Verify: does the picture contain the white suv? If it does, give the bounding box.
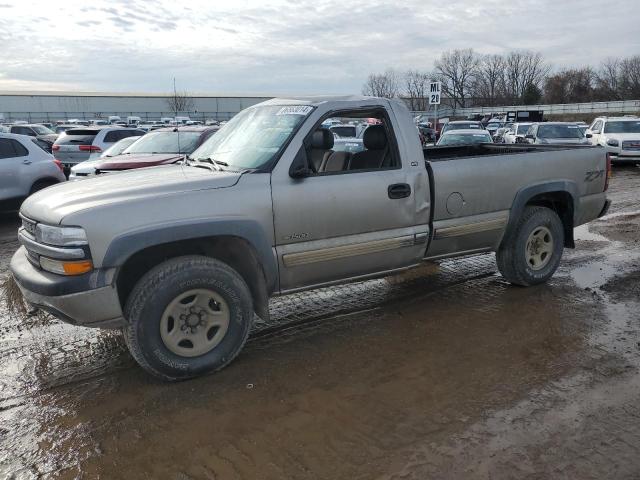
[587,116,640,164]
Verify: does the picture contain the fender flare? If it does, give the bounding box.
[101,218,278,293]
[505,181,578,247]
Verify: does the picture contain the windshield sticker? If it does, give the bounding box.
[276,106,313,116]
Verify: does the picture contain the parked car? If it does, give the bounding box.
[332,137,365,154]
[485,121,506,136]
[525,123,590,145]
[587,116,640,164]
[503,123,533,144]
[10,96,609,380]
[54,124,79,135]
[0,133,65,209]
[52,126,146,173]
[436,129,494,146]
[493,127,510,143]
[440,121,485,135]
[417,123,437,144]
[69,135,143,180]
[93,126,218,173]
[329,124,359,138]
[8,124,58,152]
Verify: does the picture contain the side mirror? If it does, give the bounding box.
[586,133,593,138]
[289,147,312,179]
[290,164,311,179]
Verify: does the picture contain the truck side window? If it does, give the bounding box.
[309,110,399,175]
[591,121,602,133]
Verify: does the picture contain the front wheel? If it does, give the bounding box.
[496,206,564,286]
[124,256,253,381]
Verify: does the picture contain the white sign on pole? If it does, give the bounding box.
[429,82,441,105]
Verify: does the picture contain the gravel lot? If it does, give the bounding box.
[1,167,640,479]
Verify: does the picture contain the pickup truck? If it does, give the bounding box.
[10,96,611,381]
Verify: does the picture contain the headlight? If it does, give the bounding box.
[35,224,88,246]
[606,138,619,147]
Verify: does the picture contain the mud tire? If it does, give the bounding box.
[124,256,253,381]
[496,206,564,286]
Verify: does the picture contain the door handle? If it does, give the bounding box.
[22,159,32,165]
[388,183,411,199]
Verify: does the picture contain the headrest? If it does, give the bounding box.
[363,125,387,150]
[311,128,334,149]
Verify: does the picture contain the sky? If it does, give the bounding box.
[0,0,638,95]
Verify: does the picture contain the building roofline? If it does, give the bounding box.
[0,90,282,98]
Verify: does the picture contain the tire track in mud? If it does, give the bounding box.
[0,254,499,397]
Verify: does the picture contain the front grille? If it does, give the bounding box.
[21,216,37,237]
[622,141,640,151]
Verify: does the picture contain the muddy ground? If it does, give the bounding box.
[1,168,640,479]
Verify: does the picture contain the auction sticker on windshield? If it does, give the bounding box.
[276,106,313,115]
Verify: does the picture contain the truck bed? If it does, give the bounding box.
[422,143,607,260]
[424,143,595,161]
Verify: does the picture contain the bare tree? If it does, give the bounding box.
[502,51,550,104]
[595,57,622,100]
[433,49,480,108]
[362,69,399,98]
[544,68,595,103]
[404,70,431,110]
[472,54,506,106]
[620,55,640,99]
[166,90,195,115]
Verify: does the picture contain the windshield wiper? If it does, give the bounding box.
[190,156,229,171]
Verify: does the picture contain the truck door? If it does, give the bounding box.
[271,107,429,292]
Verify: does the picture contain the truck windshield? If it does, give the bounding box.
[537,125,583,139]
[191,105,313,169]
[604,121,640,134]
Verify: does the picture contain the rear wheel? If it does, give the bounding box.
[124,256,253,381]
[496,206,564,286]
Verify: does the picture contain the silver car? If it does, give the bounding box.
[52,126,145,169]
[0,133,66,208]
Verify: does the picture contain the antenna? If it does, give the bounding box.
[173,77,181,157]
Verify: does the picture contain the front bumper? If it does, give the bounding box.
[10,246,126,328]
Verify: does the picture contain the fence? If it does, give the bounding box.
[0,111,239,123]
[411,99,640,120]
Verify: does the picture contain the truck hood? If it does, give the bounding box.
[21,164,242,224]
[602,133,640,142]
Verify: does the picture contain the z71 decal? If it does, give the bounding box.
[585,169,605,182]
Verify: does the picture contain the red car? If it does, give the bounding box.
[95,126,218,172]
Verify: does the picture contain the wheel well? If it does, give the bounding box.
[116,236,270,321]
[30,177,59,191]
[525,191,575,248]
